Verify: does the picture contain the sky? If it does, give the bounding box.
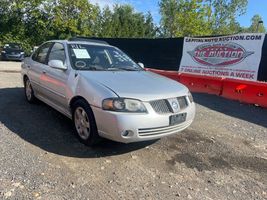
[90,0,267,28]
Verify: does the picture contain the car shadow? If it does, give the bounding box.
[0,87,156,158]
[193,93,267,128]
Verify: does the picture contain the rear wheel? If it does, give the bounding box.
[72,99,100,146]
[24,78,37,103]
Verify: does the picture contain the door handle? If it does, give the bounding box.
[42,70,46,74]
[27,65,30,69]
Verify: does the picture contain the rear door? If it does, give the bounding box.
[28,42,53,96]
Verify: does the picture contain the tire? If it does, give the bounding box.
[72,99,100,146]
[24,77,37,103]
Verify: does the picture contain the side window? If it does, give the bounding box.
[32,43,52,64]
[48,43,66,63]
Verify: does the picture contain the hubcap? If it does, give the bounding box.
[74,107,90,140]
[26,80,32,100]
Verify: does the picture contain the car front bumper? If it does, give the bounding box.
[92,101,196,143]
[1,53,24,61]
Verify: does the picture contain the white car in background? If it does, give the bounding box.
[21,38,195,146]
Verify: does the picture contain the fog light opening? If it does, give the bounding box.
[121,130,133,137]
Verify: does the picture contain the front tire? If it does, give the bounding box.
[24,78,37,103]
[72,99,100,146]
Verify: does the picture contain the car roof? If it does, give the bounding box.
[48,40,113,47]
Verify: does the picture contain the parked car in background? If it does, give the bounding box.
[21,38,195,146]
[1,43,25,61]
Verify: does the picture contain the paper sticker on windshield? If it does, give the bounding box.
[73,49,91,59]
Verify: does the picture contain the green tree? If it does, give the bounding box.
[207,0,248,34]
[174,0,212,36]
[0,0,43,51]
[95,4,156,38]
[144,12,157,38]
[159,0,179,37]
[23,1,55,45]
[0,0,255,50]
[247,14,266,33]
[159,0,212,37]
[0,0,98,49]
[51,0,98,39]
[159,0,249,37]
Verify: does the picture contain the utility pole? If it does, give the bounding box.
[256,20,263,32]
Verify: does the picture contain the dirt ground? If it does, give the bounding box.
[0,61,21,72]
[0,62,267,200]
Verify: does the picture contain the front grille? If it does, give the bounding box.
[150,99,171,114]
[150,96,188,114]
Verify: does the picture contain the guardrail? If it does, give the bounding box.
[146,68,267,108]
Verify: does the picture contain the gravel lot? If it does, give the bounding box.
[0,61,21,72]
[0,62,267,200]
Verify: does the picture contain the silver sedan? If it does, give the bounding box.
[21,39,195,146]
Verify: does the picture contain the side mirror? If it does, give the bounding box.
[48,60,67,70]
[138,62,144,68]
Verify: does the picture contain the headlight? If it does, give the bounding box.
[20,52,25,55]
[1,51,6,54]
[102,98,147,113]
[188,91,194,103]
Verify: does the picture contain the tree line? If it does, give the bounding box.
[0,0,266,53]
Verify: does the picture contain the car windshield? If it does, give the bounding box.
[68,44,143,71]
[4,43,21,50]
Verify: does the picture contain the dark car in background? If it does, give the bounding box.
[1,43,25,61]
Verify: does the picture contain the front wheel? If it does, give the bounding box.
[72,99,100,146]
[24,78,37,103]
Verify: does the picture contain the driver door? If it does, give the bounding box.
[40,42,69,111]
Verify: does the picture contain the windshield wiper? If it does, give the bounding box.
[106,67,135,71]
[107,68,122,71]
[114,66,141,71]
[77,67,105,71]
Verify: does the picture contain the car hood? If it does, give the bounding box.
[79,71,188,101]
